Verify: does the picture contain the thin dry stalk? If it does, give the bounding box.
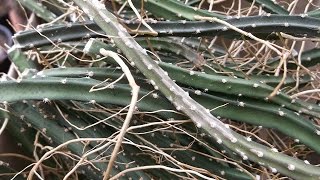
[100,49,140,179]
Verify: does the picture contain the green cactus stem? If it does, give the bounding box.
[13,15,320,50]
[72,0,320,179]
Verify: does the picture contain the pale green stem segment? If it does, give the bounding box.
[73,0,320,179]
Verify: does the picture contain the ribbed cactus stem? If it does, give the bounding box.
[74,0,235,140]
[16,0,58,22]
[72,0,320,179]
